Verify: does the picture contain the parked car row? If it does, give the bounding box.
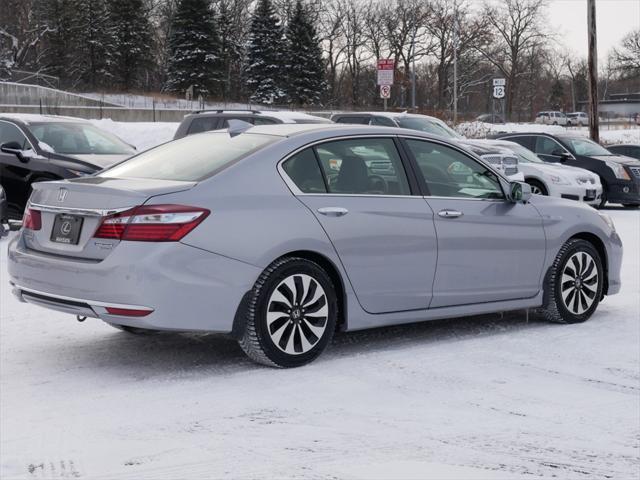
[2,110,639,223]
[6,120,623,367]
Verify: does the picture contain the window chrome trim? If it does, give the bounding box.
[29,203,133,217]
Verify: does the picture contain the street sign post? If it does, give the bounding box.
[377,59,394,86]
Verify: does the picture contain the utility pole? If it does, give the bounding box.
[411,21,417,111]
[587,0,599,142]
[452,0,458,125]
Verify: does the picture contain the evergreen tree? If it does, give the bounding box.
[72,0,113,89]
[107,0,152,90]
[285,0,324,106]
[164,0,221,96]
[245,0,287,104]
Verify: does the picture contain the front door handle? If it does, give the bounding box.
[438,209,463,218]
[317,207,349,217]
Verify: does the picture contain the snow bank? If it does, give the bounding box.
[89,119,179,152]
[456,121,640,145]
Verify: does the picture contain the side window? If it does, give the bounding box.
[405,139,504,199]
[282,148,327,193]
[0,122,30,150]
[370,116,396,127]
[187,117,220,135]
[535,137,565,155]
[253,117,278,125]
[335,116,369,125]
[314,138,410,195]
[501,135,534,151]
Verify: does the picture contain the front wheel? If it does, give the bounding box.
[239,257,338,368]
[526,179,548,196]
[540,239,604,324]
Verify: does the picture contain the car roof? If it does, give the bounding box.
[186,110,330,124]
[204,122,450,142]
[332,111,443,121]
[0,113,87,125]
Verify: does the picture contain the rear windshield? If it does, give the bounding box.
[100,132,276,181]
[30,122,134,155]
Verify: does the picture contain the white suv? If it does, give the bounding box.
[535,111,568,126]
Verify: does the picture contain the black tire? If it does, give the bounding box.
[622,204,639,209]
[597,192,607,209]
[526,179,548,196]
[540,239,604,324]
[105,323,156,334]
[239,257,338,368]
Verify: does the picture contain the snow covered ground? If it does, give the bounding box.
[456,121,640,146]
[1,207,638,479]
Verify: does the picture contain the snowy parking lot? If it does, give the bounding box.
[1,206,638,479]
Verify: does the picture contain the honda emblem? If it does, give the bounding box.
[57,188,68,202]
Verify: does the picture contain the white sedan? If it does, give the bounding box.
[463,139,603,206]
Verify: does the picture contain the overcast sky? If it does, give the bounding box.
[546,0,640,58]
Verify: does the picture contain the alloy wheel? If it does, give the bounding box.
[530,184,543,195]
[561,252,599,315]
[266,274,328,355]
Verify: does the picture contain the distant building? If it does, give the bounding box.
[579,92,640,117]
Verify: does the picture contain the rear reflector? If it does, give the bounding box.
[105,307,153,317]
[23,208,42,231]
[94,204,209,242]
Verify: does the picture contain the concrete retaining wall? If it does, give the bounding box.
[0,82,122,108]
[0,104,189,122]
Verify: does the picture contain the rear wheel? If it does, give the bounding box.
[540,239,603,324]
[239,257,338,368]
[526,179,548,196]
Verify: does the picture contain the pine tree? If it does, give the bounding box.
[285,0,324,106]
[245,0,287,104]
[107,0,152,90]
[164,0,221,97]
[71,0,113,89]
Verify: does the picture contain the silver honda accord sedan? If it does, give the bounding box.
[7,124,623,367]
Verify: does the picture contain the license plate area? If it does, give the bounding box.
[50,214,84,245]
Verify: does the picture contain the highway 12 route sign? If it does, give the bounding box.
[493,78,506,99]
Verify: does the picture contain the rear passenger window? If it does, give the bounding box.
[314,138,411,195]
[188,117,220,135]
[282,149,327,193]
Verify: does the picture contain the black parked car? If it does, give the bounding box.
[173,109,331,140]
[493,132,640,208]
[0,114,135,218]
[607,144,640,161]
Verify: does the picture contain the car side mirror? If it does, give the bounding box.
[0,142,28,163]
[551,149,572,162]
[509,181,532,204]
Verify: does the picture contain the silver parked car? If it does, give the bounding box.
[8,124,623,367]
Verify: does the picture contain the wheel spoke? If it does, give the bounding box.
[267,273,329,356]
[294,275,304,305]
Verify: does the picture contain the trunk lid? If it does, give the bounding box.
[24,177,195,260]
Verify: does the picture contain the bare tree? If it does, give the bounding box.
[476,0,549,119]
[611,29,640,79]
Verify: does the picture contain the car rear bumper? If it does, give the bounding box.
[7,235,262,332]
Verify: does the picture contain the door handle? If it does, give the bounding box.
[317,207,349,217]
[438,209,463,218]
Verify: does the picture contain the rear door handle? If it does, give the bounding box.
[438,209,463,218]
[317,207,349,217]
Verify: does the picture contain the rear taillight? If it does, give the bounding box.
[23,208,42,231]
[94,205,209,242]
